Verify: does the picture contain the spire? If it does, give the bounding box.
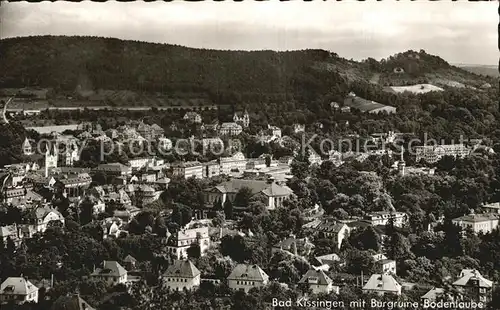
[400,146,405,162]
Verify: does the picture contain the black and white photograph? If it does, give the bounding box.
[0,1,499,309]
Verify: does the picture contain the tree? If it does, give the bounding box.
[233,187,254,209]
[223,199,233,220]
[348,226,381,252]
[187,243,201,259]
[79,198,95,225]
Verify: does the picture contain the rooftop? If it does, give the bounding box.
[163,260,201,278]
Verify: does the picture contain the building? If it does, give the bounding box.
[136,122,164,140]
[219,152,247,174]
[298,269,339,295]
[376,259,397,275]
[54,173,92,198]
[452,212,499,234]
[421,287,446,303]
[164,227,210,259]
[205,179,293,210]
[171,161,204,179]
[233,110,250,128]
[25,205,65,235]
[315,220,350,249]
[90,261,128,286]
[45,143,59,177]
[162,260,201,291]
[183,112,202,123]
[128,158,149,170]
[415,144,470,163]
[481,202,500,214]
[123,255,137,271]
[363,211,407,227]
[293,124,305,133]
[452,269,493,303]
[0,277,39,304]
[307,148,322,165]
[95,163,132,177]
[220,122,243,136]
[315,253,343,270]
[272,236,314,257]
[227,264,269,292]
[203,161,221,179]
[344,92,396,114]
[362,274,402,296]
[51,294,95,310]
[158,137,173,151]
[22,138,33,156]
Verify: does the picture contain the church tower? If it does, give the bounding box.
[242,109,250,128]
[398,146,406,176]
[45,143,58,177]
[22,138,33,156]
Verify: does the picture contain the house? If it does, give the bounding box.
[272,236,314,257]
[376,259,397,275]
[415,144,470,163]
[315,253,343,270]
[307,148,322,165]
[51,294,95,310]
[227,264,269,293]
[162,260,201,291]
[233,110,250,128]
[171,161,204,179]
[158,137,173,151]
[136,122,164,140]
[452,269,493,303]
[123,255,137,271]
[363,211,407,227]
[24,205,65,235]
[0,277,39,304]
[344,92,396,114]
[220,122,242,136]
[205,179,293,210]
[90,261,128,286]
[183,112,202,123]
[298,269,339,295]
[421,287,446,303]
[452,212,499,234]
[316,220,350,249]
[164,227,210,259]
[362,274,402,296]
[480,202,500,214]
[293,124,305,133]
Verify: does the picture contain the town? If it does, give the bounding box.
[0,1,499,309]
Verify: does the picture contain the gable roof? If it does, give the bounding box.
[91,261,127,278]
[452,269,493,288]
[299,269,333,286]
[163,260,201,278]
[0,277,38,296]
[51,294,96,310]
[211,179,291,197]
[362,274,401,293]
[421,287,445,300]
[227,264,269,282]
[123,255,137,263]
[315,253,341,265]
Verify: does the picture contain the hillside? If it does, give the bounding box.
[0,36,493,107]
[457,65,499,78]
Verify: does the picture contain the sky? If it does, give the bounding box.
[1,1,498,65]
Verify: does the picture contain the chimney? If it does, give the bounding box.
[50,274,54,288]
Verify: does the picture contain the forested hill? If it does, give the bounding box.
[0,35,493,107]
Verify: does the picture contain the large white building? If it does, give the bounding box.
[162,260,201,291]
[171,161,204,179]
[0,277,39,304]
[164,227,210,259]
[205,179,293,210]
[220,122,243,136]
[363,211,407,227]
[219,152,247,175]
[415,144,470,163]
[227,264,269,293]
[452,212,499,234]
